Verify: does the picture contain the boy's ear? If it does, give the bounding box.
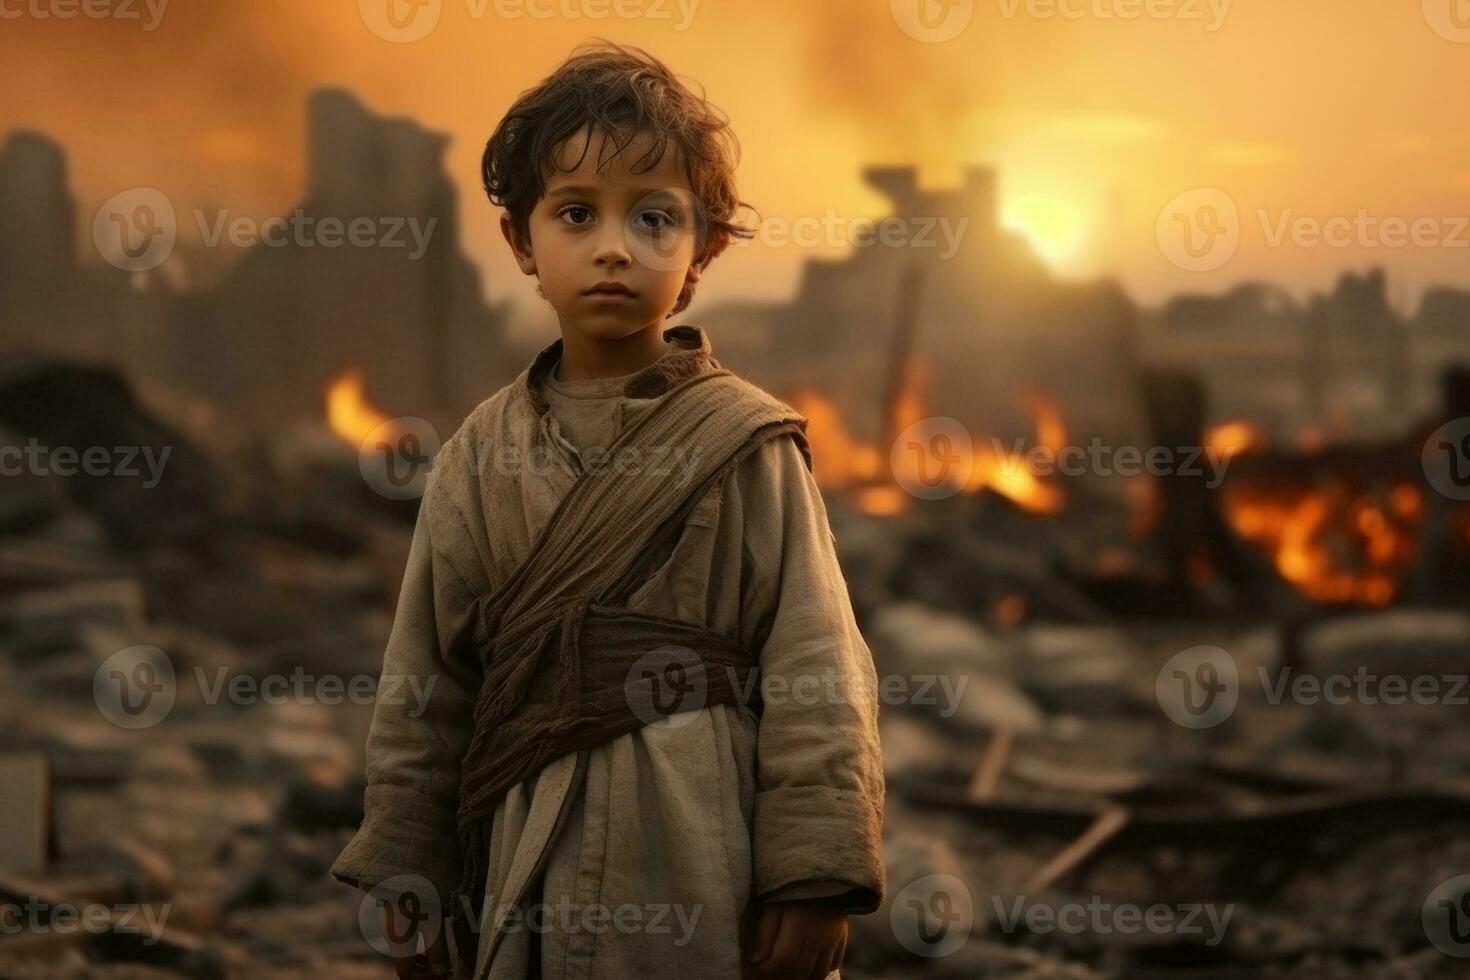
[500,213,537,275]
[684,256,705,286]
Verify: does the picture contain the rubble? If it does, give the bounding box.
[0,357,1467,978]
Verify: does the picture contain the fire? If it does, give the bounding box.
[965,450,1065,514]
[1204,420,1264,458]
[794,366,1066,517]
[325,368,399,447]
[1223,481,1423,607]
[1024,391,1068,457]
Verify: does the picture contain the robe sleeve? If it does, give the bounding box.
[329,457,482,909]
[735,432,887,914]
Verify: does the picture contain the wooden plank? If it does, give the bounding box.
[966,727,1014,801]
[0,754,51,874]
[1025,806,1131,893]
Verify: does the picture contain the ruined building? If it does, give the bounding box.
[0,90,517,438]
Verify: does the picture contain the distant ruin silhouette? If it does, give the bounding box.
[2,89,1468,450]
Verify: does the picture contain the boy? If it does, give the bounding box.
[331,41,886,980]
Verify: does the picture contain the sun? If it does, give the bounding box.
[1001,195,1086,267]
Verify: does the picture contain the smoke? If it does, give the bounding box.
[793,0,1062,178]
[795,1,989,174]
[0,1,339,210]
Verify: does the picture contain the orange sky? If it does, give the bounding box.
[5,0,1470,323]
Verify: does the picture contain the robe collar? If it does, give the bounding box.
[520,323,719,418]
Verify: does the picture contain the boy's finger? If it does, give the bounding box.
[804,935,834,980]
[752,904,782,963]
[797,935,827,980]
[826,934,847,977]
[761,919,804,977]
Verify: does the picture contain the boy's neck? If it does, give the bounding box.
[555,322,672,382]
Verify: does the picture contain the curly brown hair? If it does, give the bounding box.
[482,40,754,316]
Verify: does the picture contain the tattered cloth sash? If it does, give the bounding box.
[444,368,811,969]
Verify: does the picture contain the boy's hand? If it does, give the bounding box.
[751,901,848,979]
[383,900,452,979]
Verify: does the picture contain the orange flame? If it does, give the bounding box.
[1223,481,1422,607]
[325,369,399,447]
[1204,420,1265,458]
[1024,391,1069,457]
[795,365,1065,517]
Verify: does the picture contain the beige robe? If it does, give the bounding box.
[331,325,886,980]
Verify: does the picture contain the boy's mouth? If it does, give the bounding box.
[583,281,637,298]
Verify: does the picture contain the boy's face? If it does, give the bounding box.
[502,124,703,342]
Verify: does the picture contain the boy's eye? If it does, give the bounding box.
[558,205,594,226]
[634,209,677,234]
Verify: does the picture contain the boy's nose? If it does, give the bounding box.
[592,224,633,267]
